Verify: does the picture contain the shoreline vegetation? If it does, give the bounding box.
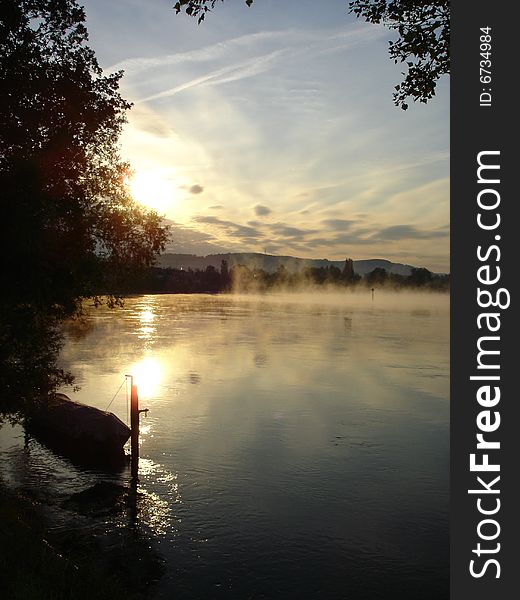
[0,482,163,600]
[0,485,126,600]
[114,260,450,296]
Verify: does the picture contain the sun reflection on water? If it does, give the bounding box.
[134,458,182,536]
[136,302,158,341]
[139,309,155,324]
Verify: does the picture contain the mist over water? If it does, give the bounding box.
[0,291,449,599]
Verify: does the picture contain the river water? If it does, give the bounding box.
[0,292,449,599]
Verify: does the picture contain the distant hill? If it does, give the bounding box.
[157,252,421,276]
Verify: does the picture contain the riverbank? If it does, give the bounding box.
[0,483,160,599]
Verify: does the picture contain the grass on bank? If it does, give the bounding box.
[0,486,144,600]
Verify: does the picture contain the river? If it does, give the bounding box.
[0,291,449,599]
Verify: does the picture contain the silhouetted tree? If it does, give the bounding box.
[307,266,327,285]
[220,259,231,289]
[1,0,168,313]
[342,258,355,282]
[429,272,449,291]
[366,267,388,285]
[220,259,229,277]
[0,0,168,415]
[117,262,448,294]
[388,272,406,287]
[173,0,449,109]
[408,267,433,286]
[348,0,449,109]
[328,265,342,282]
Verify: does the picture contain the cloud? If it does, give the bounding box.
[118,23,387,105]
[189,184,204,194]
[138,49,289,103]
[107,30,297,74]
[321,219,357,231]
[268,223,317,239]
[254,204,271,216]
[123,104,175,138]
[372,224,450,241]
[187,215,448,255]
[109,24,382,78]
[191,215,323,247]
[328,233,374,246]
[162,220,232,254]
[192,215,263,241]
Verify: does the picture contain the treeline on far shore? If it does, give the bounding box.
[118,259,450,295]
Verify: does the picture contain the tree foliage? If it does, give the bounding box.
[1,0,168,315]
[172,0,449,109]
[0,0,169,412]
[173,0,253,24]
[348,0,449,109]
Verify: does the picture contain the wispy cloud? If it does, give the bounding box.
[138,49,290,102]
[369,224,450,242]
[107,30,298,74]
[192,215,263,241]
[108,24,382,76]
[320,219,357,231]
[162,219,231,254]
[114,23,387,104]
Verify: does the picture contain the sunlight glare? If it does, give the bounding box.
[130,170,174,213]
[129,355,164,400]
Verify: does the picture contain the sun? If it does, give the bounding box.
[128,356,164,401]
[130,170,175,214]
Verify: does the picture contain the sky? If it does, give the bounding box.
[82,0,449,272]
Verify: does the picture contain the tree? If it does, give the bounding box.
[348,1,449,109]
[342,258,355,281]
[366,267,388,285]
[173,0,253,23]
[173,0,449,109]
[1,0,168,313]
[408,266,433,286]
[0,0,169,414]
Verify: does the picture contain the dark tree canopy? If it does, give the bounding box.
[173,0,450,109]
[174,0,253,23]
[0,0,169,412]
[1,0,168,314]
[348,0,449,109]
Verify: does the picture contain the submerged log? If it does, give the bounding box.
[27,393,131,468]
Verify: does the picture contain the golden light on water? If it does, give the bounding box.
[137,307,156,340]
[139,309,155,324]
[130,169,174,213]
